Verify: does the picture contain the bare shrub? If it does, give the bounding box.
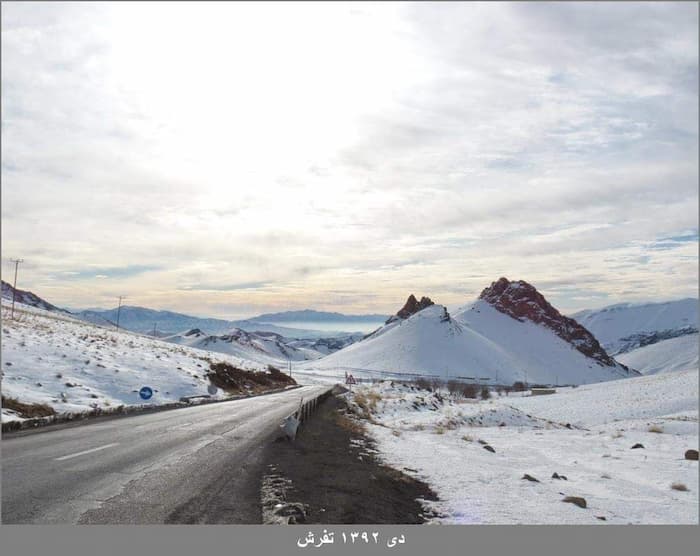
[461,383,479,399]
[2,396,55,418]
[353,390,382,417]
[447,380,462,396]
[335,412,366,435]
[512,381,527,392]
[414,377,432,392]
[207,361,295,393]
[480,386,491,400]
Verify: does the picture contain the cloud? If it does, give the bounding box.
[1,2,696,317]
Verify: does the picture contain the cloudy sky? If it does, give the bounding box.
[1,2,697,318]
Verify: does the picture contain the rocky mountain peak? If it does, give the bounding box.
[387,294,435,324]
[399,294,435,318]
[479,277,622,367]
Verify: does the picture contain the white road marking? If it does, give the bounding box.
[55,443,120,461]
[171,422,193,430]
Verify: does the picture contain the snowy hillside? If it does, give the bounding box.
[347,369,698,524]
[573,299,698,354]
[617,334,699,375]
[0,301,277,423]
[1,280,67,314]
[162,328,326,363]
[307,300,632,386]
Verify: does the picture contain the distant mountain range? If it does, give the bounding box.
[3,278,697,382]
[252,309,388,323]
[74,307,384,338]
[77,306,238,336]
[1,280,380,338]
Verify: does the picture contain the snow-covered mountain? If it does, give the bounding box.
[161,328,363,364]
[617,333,699,375]
[285,334,364,356]
[308,278,635,385]
[572,299,698,354]
[1,280,67,314]
[162,328,324,364]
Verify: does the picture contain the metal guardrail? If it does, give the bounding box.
[289,386,334,425]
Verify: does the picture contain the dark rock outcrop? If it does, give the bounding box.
[562,496,587,509]
[479,277,628,369]
[386,295,435,324]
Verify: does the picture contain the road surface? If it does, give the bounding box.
[1,385,330,524]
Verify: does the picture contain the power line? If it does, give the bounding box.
[9,258,24,319]
[115,296,126,330]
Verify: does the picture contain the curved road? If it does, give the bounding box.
[1,385,330,524]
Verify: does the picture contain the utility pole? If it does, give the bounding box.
[115,296,126,330]
[10,258,24,319]
[288,355,292,378]
[152,322,157,337]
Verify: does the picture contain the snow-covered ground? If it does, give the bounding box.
[345,370,698,524]
[0,301,278,423]
[617,334,699,375]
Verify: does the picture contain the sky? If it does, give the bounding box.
[1,1,698,319]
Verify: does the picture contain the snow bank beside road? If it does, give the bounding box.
[347,371,698,524]
[1,303,271,421]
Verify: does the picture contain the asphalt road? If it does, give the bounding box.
[1,385,330,524]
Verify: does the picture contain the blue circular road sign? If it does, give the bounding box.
[139,386,153,400]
